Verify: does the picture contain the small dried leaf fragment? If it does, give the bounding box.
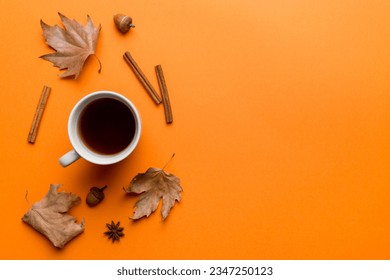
[125,168,182,220]
[40,13,101,79]
[22,184,85,248]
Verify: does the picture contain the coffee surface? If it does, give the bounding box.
[79,98,136,155]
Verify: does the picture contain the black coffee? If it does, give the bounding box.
[78,98,136,155]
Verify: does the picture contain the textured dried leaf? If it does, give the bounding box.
[125,168,182,220]
[22,184,85,248]
[40,13,101,79]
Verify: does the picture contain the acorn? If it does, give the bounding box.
[114,14,135,33]
[86,185,107,207]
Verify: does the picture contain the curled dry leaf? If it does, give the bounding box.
[40,13,101,79]
[22,184,85,248]
[125,168,183,220]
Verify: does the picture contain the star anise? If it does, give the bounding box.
[104,221,124,242]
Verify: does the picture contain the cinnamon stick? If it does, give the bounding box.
[155,65,173,124]
[28,85,51,144]
[123,51,161,105]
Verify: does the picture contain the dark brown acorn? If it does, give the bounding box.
[114,14,135,33]
[86,185,107,207]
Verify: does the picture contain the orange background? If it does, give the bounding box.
[1,0,390,259]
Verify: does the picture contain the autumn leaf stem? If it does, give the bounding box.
[162,153,175,170]
[93,54,102,73]
[25,189,30,205]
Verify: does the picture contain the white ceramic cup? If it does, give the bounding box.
[59,90,141,167]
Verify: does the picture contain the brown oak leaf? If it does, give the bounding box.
[40,13,101,79]
[125,168,183,220]
[22,184,85,248]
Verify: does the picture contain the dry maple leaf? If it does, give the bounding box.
[125,167,183,220]
[40,13,101,79]
[22,184,85,248]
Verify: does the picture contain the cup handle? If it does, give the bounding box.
[59,149,80,167]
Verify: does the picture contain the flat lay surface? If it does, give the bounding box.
[1,0,390,259]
